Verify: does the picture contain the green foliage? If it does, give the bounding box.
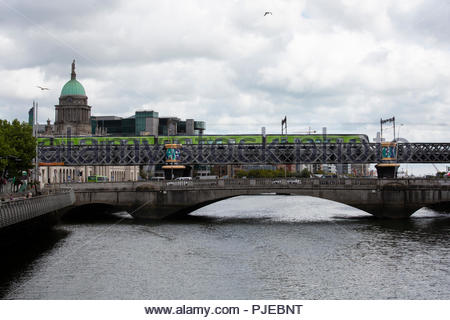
[436,171,446,178]
[0,119,36,177]
[139,168,148,180]
[298,168,311,178]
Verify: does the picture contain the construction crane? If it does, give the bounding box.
[432,164,440,173]
[431,164,449,177]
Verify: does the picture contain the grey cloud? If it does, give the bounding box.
[0,0,120,29]
[389,0,450,46]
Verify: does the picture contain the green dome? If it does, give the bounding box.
[60,79,86,96]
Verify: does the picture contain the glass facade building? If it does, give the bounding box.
[90,111,204,137]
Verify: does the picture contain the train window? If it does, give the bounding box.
[294,138,301,143]
[324,139,331,143]
[163,140,170,144]
[360,135,369,143]
[315,139,322,143]
[173,139,179,144]
[199,140,206,145]
[281,138,287,143]
[337,138,343,143]
[229,139,236,144]
[303,139,313,143]
[207,140,213,144]
[185,138,192,144]
[240,138,256,143]
[349,139,356,143]
[216,140,223,144]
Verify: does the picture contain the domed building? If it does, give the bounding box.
[55,60,91,135]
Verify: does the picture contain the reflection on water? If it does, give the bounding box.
[0,227,69,297]
[1,195,449,299]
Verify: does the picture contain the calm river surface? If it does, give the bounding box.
[1,195,449,299]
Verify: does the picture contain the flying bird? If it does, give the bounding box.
[36,86,50,90]
[264,12,272,16]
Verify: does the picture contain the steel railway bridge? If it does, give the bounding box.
[38,142,450,165]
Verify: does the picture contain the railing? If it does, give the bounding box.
[165,178,448,189]
[0,188,75,228]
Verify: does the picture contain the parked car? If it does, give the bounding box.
[287,179,301,184]
[272,180,283,184]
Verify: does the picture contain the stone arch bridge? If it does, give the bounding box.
[61,178,450,219]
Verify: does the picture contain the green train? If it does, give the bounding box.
[38,134,369,146]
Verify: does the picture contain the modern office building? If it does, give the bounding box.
[91,112,206,137]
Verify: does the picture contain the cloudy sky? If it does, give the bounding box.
[0,0,449,147]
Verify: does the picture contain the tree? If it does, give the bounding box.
[298,168,311,178]
[0,119,36,178]
[139,167,148,180]
[436,171,446,178]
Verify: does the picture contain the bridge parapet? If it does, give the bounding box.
[0,189,75,228]
[60,177,450,192]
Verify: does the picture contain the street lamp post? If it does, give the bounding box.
[33,101,39,185]
[33,86,50,186]
[281,116,287,178]
[397,124,404,141]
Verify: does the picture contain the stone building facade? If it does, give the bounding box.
[40,165,139,184]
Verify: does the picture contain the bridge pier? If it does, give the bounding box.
[375,163,400,178]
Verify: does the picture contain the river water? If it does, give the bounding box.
[1,195,449,299]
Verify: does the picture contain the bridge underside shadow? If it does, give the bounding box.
[61,203,129,221]
[427,201,450,214]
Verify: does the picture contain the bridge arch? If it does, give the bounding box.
[149,190,419,220]
[167,194,376,220]
[127,187,421,219]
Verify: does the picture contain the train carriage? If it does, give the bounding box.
[38,134,369,146]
